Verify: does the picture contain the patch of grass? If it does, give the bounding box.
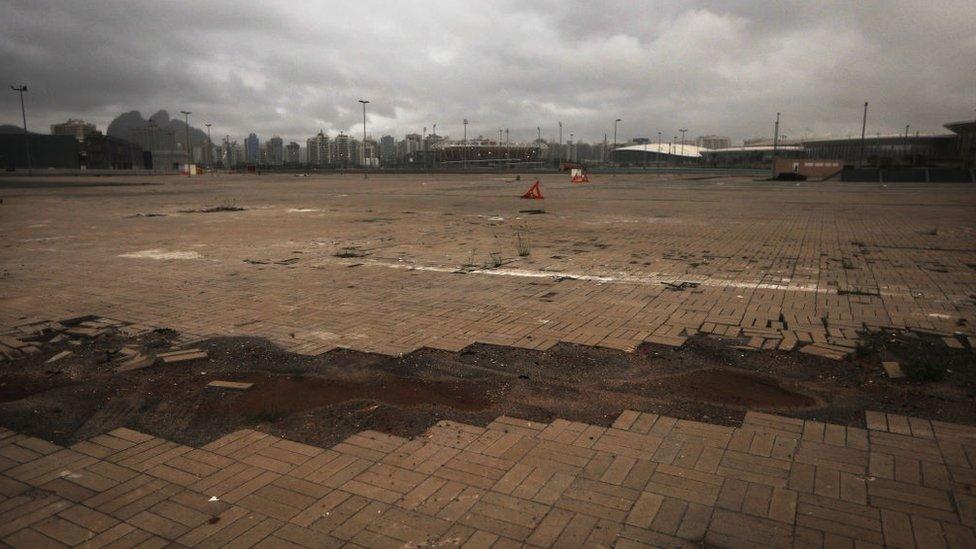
[515,232,531,257]
[488,252,503,268]
[903,358,945,382]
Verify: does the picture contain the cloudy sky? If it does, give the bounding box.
[2,0,975,145]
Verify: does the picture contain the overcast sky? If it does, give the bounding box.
[2,0,975,145]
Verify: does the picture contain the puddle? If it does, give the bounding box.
[119,249,203,260]
[287,208,320,213]
[648,368,817,408]
[226,373,490,416]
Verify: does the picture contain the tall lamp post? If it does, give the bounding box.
[463,118,468,170]
[147,120,158,173]
[10,85,31,175]
[204,123,212,171]
[904,124,910,165]
[657,131,662,166]
[432,122,437,170]
[558,121,563,165]
[859,102,868,168]
[613,118,621,166]
[772,112,781,178]
[358,99,369,177]
[180,110,192,175]
[569,133,574,163]
[679,128,687,158]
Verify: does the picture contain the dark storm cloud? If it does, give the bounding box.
[2,0,974,144]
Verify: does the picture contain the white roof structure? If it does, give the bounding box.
[613,143,708,158]
[702,145,804,154]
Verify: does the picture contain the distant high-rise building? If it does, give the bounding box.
[397,133,422,163]
[380,135,396,166]
[285,141,300,165]
[267,136,284,166]
[333,133,352,168]
[306,131,331,167]
[245,133,260,164]
[51,119,98,142]
[697,135,731,150]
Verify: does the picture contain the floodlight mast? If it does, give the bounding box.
[10,85,31,175]
[358,99,369,178]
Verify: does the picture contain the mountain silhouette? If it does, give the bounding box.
[0,124,36,134]
[107,109,208,148]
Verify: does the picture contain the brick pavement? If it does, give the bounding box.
[1,410,974,547]
[1,174,973,359]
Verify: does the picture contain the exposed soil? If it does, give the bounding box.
[0,324,973,450]
[646,369,819,409]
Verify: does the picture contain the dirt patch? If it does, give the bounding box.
[0,323,973,449]
[0,373,71,403]
[649,369,818,409]
[221,373,489,419]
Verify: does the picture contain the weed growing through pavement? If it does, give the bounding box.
[515,232,531,257]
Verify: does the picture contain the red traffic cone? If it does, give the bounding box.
[521,180,544,199]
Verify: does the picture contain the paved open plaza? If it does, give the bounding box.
[1,173,974,356]
[2,173,976,547]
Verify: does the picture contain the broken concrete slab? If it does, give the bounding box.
[158,349,208,363]
[206,380,253,390]
[65,326,105,338]
[942,336,964,349]
[882,361,905,379]
[45,350,72,363]
[0,335,28,349]
[116,354,156,372]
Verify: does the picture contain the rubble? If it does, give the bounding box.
[882,360,906,379]
[157,348,208,363]
[206,380,253,390]
[45,350,72,363]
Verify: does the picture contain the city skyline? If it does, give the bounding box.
[3,1,975,145]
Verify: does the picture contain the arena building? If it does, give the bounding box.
[611,142,707,165]
[435,141,546,168]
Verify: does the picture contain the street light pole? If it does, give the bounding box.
[10,85,31,175]
[859,101,868,167]
[772,113,781,178]
[904,124,910,166]
[679,129,687,158]
[570,133,574,162]
[463,118,468,170]
[180,110,192,175]
[558,121,563,165]
[613,118,621,166]
[657,131,662,166]
[358,99,369,178]
[147,120,158,173]
[205,123,212,171]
